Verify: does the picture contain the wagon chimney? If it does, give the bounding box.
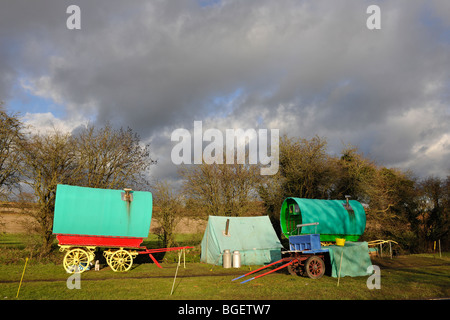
[225,219,230,236]
[122,188,133,202]
[345,195,351,209]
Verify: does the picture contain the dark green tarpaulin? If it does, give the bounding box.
[326,242,373,278]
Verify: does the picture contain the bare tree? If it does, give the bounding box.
[415,176,449,250]
[0,104,24,199]
[330,144,377,201]
[179,155,262,217]
[278,135,335,199]
[258,135,336,237]
[152,181,183,248]
[18,124,156,257]
[19,129,80,256]
[74,123,156,190]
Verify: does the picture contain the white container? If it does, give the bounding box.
[232,250,241,268]
[223,249,231,268]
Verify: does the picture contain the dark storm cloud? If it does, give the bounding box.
[0,0,449,179]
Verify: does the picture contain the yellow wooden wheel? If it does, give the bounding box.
[63,248,91,273]
[108,249,133,272]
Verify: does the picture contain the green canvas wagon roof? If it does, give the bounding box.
[52,184,152,238]
[280,197,366,242]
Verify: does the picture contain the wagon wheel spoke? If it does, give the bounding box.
[309,260,318,275]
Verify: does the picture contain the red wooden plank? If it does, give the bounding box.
[56,234,144,248]
[138,246,194,254]
[139,246,194,268]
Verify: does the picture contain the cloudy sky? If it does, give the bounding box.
[1,0,449,183]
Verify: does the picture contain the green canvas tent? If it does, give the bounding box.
[201,216,283,266]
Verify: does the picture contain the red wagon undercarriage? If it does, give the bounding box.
[56,234,193,273]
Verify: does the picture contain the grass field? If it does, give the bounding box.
[1,233,449,301]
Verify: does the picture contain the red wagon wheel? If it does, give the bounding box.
[304,255,325,279]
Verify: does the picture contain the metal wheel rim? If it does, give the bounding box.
[305,256,324,279]
[63,248,90,273]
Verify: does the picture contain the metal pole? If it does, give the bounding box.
[439,239,441,258]
[170,251,183,295]
[205,223,209,263]
[16,258,29,298]
[390,241,392,259]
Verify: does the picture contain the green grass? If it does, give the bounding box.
[1,233,449,300]
[2,258,449,300]
[0,233,29,249]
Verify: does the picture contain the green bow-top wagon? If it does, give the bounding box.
[235,197,368,282]
[278,197,367,278]
[52,184,190,273]
[280,197,367,242]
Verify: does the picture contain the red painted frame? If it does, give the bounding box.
[56,234,145,248]
[138,246,194,268]
[56,234,194,269]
